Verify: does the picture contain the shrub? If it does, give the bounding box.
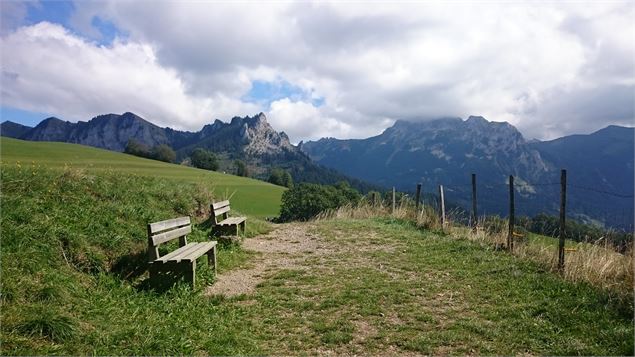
[151,144,176,163]
[124,139,151,158]
[234,160,249,177]
[279,182,361,222]
[190,148,218,171]
[268,168,293,188]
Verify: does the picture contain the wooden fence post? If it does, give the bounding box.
[438,185,446,228]
[415,183,422,213]
[392,187,396,214]
[471,173,477,232]
[508,175,514,252]
[558,169,567,271]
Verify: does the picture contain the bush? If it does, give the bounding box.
[234,160,249,177]
[151,144,176,163]
[124,139,151,158]
[268,168,294,188]
[190,148,218,171]
[279,182,361,222]
[125,139,176,164]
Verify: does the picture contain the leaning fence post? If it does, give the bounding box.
[392,187,396,214]
[415,183,422,213]
[558,169,567,271]
[508,175,514,252]
[438,185,446,228]
[471,173,478,232]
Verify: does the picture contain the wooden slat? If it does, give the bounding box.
[212,200,230,210]
[151,225,191,246]
[179,242,217,262]
[149,216,190,234]
[213,205,230,217]
[156,243,201,263]
[218,217,245,225]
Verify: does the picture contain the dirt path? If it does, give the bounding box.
[205,222,328,297]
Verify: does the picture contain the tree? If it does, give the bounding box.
[282,171,294,188]
[151,144,176,163]
[278,182,361,222]
[268,168,294,188]
[268,168,284,186]
[234,160,249,177]
[124,138,150,158]
[190,148,218,171]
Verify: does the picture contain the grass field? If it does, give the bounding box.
[0,137,284,217]
[1,137,632,355]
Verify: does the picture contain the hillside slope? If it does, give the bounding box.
[1,164,631,355]
[2,113,381,192]
[0,137,283,217]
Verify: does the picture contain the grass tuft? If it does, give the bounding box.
[16,308,77,342]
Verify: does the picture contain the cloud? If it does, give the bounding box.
[1,1,633,142]
[1,22,259,130]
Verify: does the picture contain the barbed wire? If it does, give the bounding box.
[567,184,634,199]
[428,180,634,202]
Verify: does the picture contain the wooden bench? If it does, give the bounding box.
[211,200,246,236]
[147,216,217,288]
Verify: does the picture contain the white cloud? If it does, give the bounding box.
[1,22,259,130]
[1,1,633,142]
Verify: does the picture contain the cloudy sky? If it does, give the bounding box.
[1,1,633,143]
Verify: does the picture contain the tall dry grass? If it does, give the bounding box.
[317,200,634,297]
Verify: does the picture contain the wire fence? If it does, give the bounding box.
[390,171,634,257]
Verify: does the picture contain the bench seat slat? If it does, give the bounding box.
[212,200,230,210]
[149,216,190,234]
[218,217,246,226]
[154,242,216,263]
[152,225,191,246]
[155,242,202,263]
[179,242,217,262]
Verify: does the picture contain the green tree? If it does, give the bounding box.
[282,171,294,188]
[190,148,218,171]
[268,168,284,186]
[269,168,294,188]
[278,183,361,222]
[124,139,150,158]
[151,144,176,163]
[234,160,249,177]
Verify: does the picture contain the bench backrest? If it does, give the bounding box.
[210,200,231,225]
[147,216,191,261]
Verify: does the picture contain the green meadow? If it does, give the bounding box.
[0,137,632,355]
[0,137,284,218]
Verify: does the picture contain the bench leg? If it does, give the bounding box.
[241,220,246,235]
[148,263,159,285]
[185,261,196,288]
[207,245,217,273]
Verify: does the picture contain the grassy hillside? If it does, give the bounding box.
[0,137,284,217]
[1,138,632,355]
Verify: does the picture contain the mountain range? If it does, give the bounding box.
[301,116,634,229]
[0,112,379,192]
[2,113,633,229]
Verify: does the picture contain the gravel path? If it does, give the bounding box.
[205,222,328,297]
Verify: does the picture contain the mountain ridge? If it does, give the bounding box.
[301,116,634,229]
[0,112,381,192]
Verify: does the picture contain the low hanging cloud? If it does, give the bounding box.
[1,1,633,142]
